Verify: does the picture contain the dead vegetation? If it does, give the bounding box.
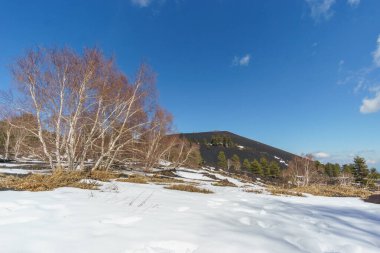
[292,185,372,198]
[117,174,148,184]
[244,188,264,194]
[0,170,107,191]
[164,184,213,194]
[268,185,372,198]
[117,174,185,185]
[268,187,305,197]
[212,179,237,187]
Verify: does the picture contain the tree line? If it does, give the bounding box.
[216,151,281,178]
[283,155,379,188]
[216,151,379,188]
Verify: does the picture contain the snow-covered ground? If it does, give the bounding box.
[0,168,379,253]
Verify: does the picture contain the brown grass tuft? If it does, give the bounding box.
[88,170,120,182]
[212,179,237,187]
[244,189,264,194]
[293,185,372,198]
[165,184,213,194]
[0,170,100,191]
[268,187,304,197]
[117,174,185,185]
[147,175,185,184]
[117,174,148,184]
[268,185,372,198]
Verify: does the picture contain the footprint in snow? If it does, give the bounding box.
[232,207,257,215]
[176,206,190,212]
[207,201,222,208]
[260,209,267,215]
[256,221,270,229]
[239,217,251,225]
[101,216,142,226]
[0,216,39,225]
[125,240,198,253]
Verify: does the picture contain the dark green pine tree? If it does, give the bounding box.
[242,158,250,171]
[217,151,227,169]
[251,159,263,176]
[353,156,369,184]
[260,157,270,177]
[342,164,354,175]
[269,161,280,178]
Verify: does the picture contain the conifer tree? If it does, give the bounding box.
[260,157,270,176]
[353,156,369,184]
[251,159,263,176]
[242,158,250,171]
[217,151,227,169]
[269,161,280,178]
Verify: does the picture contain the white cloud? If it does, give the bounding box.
[313,152,330,158]
[372,35,380,67]
[360,91,380,114]
[131,0,152,8]
[347,0,360,7]
[306,0,336,21]
[232,54,251,66]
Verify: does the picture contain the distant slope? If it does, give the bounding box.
[178,131,296,168]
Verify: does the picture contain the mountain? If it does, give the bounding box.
[178,131,296,168]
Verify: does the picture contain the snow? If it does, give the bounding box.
[0,169,379,253]
[0,168,50,175]
[237,145,244,150]
[175,168,215,181]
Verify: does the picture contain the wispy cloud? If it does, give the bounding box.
[372,35,380,67]
[347,0,360,7]
[311,149,379,168]
[131,0,152,8]
[232,54,251,66]
[313,152,330,159]
[338,35,380,114]
[360,90,380,114]
[306,0,336,22]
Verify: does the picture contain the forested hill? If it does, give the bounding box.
[178,131,297,168]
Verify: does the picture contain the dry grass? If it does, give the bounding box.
[244,189,264,194]
[117,174,148,184]
[293,185,372,198]
[165,184,213,194]
[117,174,185,185]
[268,185,372,198]
[268,187,304,197]
[88,170,120,182]
[0,170,101,191]
[147,175,185,184]
[212,179,237,187]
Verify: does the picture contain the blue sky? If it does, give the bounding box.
[0,0,379,168]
